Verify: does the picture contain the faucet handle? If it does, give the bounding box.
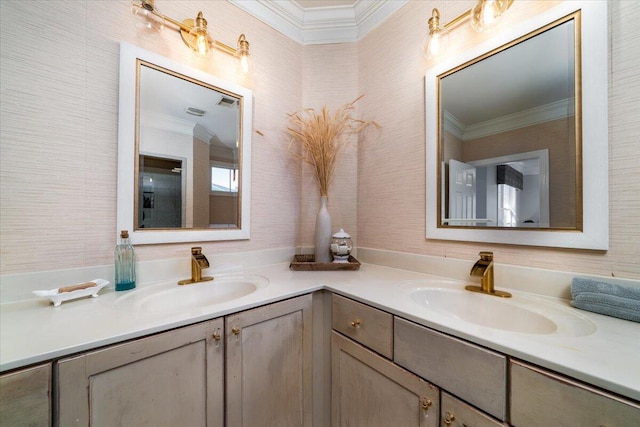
[478,251,493,260]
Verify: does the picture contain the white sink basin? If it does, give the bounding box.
[410,288,595,336]
[116,274,269,313]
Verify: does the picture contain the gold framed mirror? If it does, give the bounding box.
[117,42,252,244]
[426,1,608,249]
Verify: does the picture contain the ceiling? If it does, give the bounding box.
[228,0,408,45]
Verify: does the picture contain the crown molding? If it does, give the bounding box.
[443,110,466,140]
[444,98,575,141]
[227,0,408,45]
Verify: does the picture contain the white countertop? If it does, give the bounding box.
[1,262,639,402]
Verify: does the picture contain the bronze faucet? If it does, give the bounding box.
[178,247,214,285]
[465,251,511,298]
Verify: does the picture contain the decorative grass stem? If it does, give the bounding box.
[287,95,379,197]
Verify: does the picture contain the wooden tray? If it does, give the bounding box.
[289,254,361,271]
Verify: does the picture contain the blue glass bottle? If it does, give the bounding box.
[115,230,136,291]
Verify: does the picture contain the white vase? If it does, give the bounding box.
[314,196,332,263]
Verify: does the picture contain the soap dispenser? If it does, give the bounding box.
[115,230,136,291]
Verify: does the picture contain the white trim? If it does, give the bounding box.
[464,98,575,140]
[227,0,408,45]
[443,110,466,140]
[426,1,608,250]
[444,98,575,141]
[117,42,252,245]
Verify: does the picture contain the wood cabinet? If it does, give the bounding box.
[225,294,313,427]
[55,295,314,427]
[332,331,439,427]
[332,294,393,358]
[0,363,52,427]
[331,294,439,426]
[440,392,507,427]
[57,319,224,427]
[11,289,639,427]
[394,317,507,421]
[510,360,640,427]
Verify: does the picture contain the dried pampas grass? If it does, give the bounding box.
[287,95,379,197]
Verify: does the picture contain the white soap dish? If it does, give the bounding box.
[33,279,110,307]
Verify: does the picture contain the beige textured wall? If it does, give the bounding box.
[357,0,640,279]
[0,0,304,273]
[1,1,638,280]
[298,43,359,248]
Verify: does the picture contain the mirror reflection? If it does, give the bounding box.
[439,17,579,229]
[137,62,241,230]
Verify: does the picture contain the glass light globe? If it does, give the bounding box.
[423,8,449,60]
[131,0,165,32]
[188,12,215,58]
[470,0,508,32]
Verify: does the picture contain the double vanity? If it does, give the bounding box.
[1,256,639,426]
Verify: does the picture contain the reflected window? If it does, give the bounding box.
[497,184,518,227]
[211,163,238,193]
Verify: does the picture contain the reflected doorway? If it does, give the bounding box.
[139,155,183,228]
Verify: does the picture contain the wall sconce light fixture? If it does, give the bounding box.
[424,0,514,59]
[131,0,251,73]
[423,9,450,59]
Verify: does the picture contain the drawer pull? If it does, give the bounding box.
[350,319,361,328]
[443,411,456,426]
[421,398,432,417]
[212,328,221,347]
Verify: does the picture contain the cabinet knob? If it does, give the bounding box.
[212,329,221,348]
[421,398,432,418]
[421,398,432,410]
[232,326,241,336]
[350,319,361,328]
[443,411,456,426]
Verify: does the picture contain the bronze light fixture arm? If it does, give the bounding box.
[175,16,239,57]
[441,0,515,30]
[132,0,247,60]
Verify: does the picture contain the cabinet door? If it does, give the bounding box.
[226,294,313,427]
[0,363,51,427]
[332,331,439,427]
[511,360,640,427]
[440,392,507,427]
[57,319,223,427]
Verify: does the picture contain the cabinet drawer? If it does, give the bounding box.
[394,317,507,421]
[441,392,506,427]
[511,360,640,427]
[332,294,393,358]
